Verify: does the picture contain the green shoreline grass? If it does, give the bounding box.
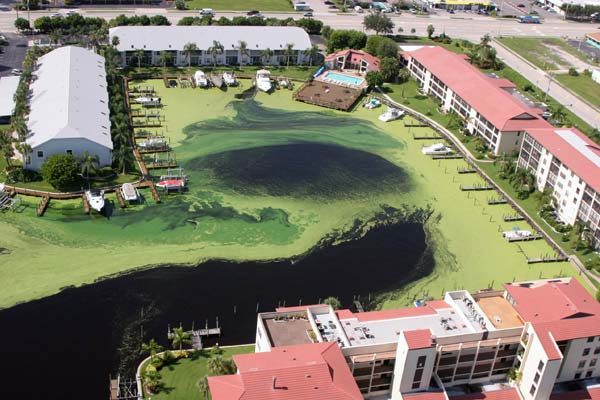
[0,80,576,309]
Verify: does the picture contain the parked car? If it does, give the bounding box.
[247,10,261,15]
[447,8,455,13]
[200,8,214,15]
[65,10,78,16]
[11,68,22,75]
[354,5,363,12]
[51,12,62,18]
[303,11,313,17]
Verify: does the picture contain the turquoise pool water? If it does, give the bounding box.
[324,71,364,86]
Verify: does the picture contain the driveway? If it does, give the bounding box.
[0,32,28,77]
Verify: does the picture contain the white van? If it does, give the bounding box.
[200,8,214,15]
[354,5,364,12]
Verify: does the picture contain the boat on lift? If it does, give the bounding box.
[378,107,405,122]
[194,70,209,87]
[137,137,167,150]
[256,69,272,92]
[223,71,237,86]
[135,96,161,106]
[421,143,454,156]
[156,178,186,190]
[120,183,140,202]
[85,189,105,212]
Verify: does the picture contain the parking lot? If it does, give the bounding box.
[0,32,28,77]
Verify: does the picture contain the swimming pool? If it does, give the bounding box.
[323,71,365,86]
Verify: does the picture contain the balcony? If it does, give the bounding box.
[439,357,458,366]
[473,363,492,373]
[459,354,476,363]
[477,352,496,361]
[353,365,394,377]
[497,350,518,358]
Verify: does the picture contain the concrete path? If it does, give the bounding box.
[492,40,600,131]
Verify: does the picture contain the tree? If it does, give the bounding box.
[323,296,342,310]
[208,40,224,68]
[261,48,273,65]
[49,29,63,46]
[157,51,173,72]
[480,33,491,47]
[113,144,134,175]
[365,71,384,88]
[134,48,145,70]
[170,327,192,351]
[14,17,30,32]
[365,35,398,58]
[40,154,81,192]
[284,43,295,69]
[379,57,400,82]
[142,339,163,361]
[198,375,210,399]
[80,151,99,183]
[510,168,535,199]
[237,40,249,67]
[363,13,394,35]
[321,25,333,39]
[207,356,236,376]
[183,42,198,67]
[111,35,120,48]
[304,44,320,67]
[142,369,162,394]
[0,131,14,168]
[426,24,435,39]
[175,0,186,10]
[326,29,367,52]
[410,28,416,34]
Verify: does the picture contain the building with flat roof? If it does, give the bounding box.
[517,127,600,245]
[209,278,600,400]
[108,26,312,67]
[403,46,551,155]
[25,46,112,171]
[539,0,600,15]
[0,76,20,123]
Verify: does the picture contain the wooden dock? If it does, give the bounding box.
[504,215,525,222]
[146,161,177,169]
[413,135,444,140]
[507,235,542,243]
[488,198,508,205]
[527,256,569,264]
[132,122,161,128]
[115,187,126,208]
[432,154,463,160]
[82,194,90,214]
[460,185,495,191]
[36,196,50,217]
[457,167,477,174]
[138,146,170,154]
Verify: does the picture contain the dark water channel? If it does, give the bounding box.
[0,220,434,399]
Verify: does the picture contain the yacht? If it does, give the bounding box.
[85,189,105,213]
[378,107,404,122]
[137,137,167,150]
[223,71,237,86]
[502,230,533,241]
[256,69,272,92]
[135,96,161,106]
[421,143,454,155]
[120,183,140,202]
[194,70,209,87]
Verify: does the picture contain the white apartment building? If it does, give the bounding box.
[208,278,600,400]
[517,127,600,245]
[108,26,311,67]
[402,46,551,156]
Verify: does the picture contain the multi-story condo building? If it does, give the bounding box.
[402,46,551,155]
[208,278,600,400]
[517,127,600,245]
[108,26,311,67]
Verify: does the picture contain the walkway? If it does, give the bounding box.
[492,40,600,131]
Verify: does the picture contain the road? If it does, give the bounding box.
[492,40,600,130]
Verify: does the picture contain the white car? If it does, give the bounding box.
[51,12,62,18]
[199,8,214,15]
[65,10,79,16]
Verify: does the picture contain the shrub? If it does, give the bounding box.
[365,71,384,88]
[175,0,186,10]
[40,154,81,192]
[568,67,579,76]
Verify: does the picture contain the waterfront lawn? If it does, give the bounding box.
[555,73,600,109]
[181,0,293,11]
[142,345,254,400]
[128,65,316,82]
[498,37,597,71]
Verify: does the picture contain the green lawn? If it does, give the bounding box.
[498,37,597,71]
[555,73,600,109]
[142,345,254,400]
[183,0,293,11]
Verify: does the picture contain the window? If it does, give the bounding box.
[37,151,44,158]
[585,370,593,378]
[588,337,595,343]
[534,372,540,384]
[590,359,597,367]
[412,382,420,389]
[578,360,586,369]
[416,356,427,369]
[66,150,73,155]
[595,347,600,355]
[537,361,545,371]
[583,348,591,356]
[529,385,536,396]
[575,372,582,380]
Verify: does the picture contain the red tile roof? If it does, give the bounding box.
[586,32,600,42]
[403,329,433,350]
[426,300,452,310]
[449,388,521,400]
[405,46,551,132]
[208,342,363,400]
[525,127,600,194]
[336,305,438,323]
[551,387,600,400]
[403,391,448,400]
[325,49,380,72]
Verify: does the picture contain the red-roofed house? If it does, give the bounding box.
[208,342,363,400]
[403,46,551,155]
[325,49,380,74]
[517,127,600,245]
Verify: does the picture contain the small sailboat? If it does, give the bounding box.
[256,69,272,92]
[120,183,140,202]
[421,143,454,156]
[85,189,105,212]
[194,70,209,87]
[223,71,237,86]
[378,107,404,122]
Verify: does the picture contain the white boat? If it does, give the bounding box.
[256,69,272,92]
[363,98,381,109]
[502,230,533,241]
[120,183,140,202]
[137,137,167,150]
[421,143,454,155]
[378,107,405,122]
[156,178,186,190]
[135,96,161,106]
[194,70,209,87]
[223,71,237,86]
[85,189,105,212]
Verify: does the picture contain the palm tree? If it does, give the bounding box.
[141,339,163,361]
[111,122,130,147]
[480,33,491,47]
[49,29,63,46]
[284,43,295,69]
[170,327,192,351]
[208,40,224,68]
[198,375,210,399]
[0,131,14,168]
[237,40,249,68]
[303,44,319,67]
[80,151,99,183]
[112,145,134,175]
[207,356,235,375]
[134,49,145,70]
[261,48,273,66]
[142,369,162,394]
[111,35,120,48]
[157,51,173,74]
[183,42,198,68]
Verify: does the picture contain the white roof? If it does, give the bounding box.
[0,76,20,117]
[27,46,112,149]
[109,26,312,52]
[556,129,600,168]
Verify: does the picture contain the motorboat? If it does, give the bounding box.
[378,107,405,122]
[256,69,272,92]
[120,183,140,202]
[363,98,381,109]
[223,71,237,86]
[194,70,209,87]
[85,189,105,212]
[502,230,533,241]
[421,143,454,155]
[135,96,161,106]
[137,137,167,150]
[156,178,186,190]
[210,73,223,88]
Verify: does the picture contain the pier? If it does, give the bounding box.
[115,188,126,209]
[526,256,569,264]
[432,154,463,160]
[507,235,542,243]
[413,134,443,140]
[82,194,90,214]
[487,198,508,205]
[503,214,525,222]
[457,167,477,174]
[36,196,50,217]
[460,185,495,191]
